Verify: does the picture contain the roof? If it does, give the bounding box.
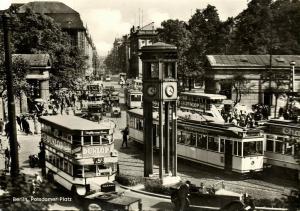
[16,1,84,30]
[12,54,51,67]
[207,55,300,68]
[39,115,112,131]
[180,92,227,100]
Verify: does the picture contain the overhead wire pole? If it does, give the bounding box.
[2,13,20,177]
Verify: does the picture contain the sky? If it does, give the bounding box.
[1,0,248,57]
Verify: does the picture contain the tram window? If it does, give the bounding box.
[275,141,283,154]
[234,142,242,156]
[84,165,96,177]
[129,117,135,128]
[266,140,274,152]
[83,136,91,145]
[181,132,188,145]
[284,143,293,155]
[208,137,218,151]
[93,136,101,145]
[197,134,207,149]
[244,142,263,156]
[177,131,185,144]
[220,139,225,152]
[73,165,83,178]
[185,133,191,145]
[190,133,196,146]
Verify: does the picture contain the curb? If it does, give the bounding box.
[119,185,171,200]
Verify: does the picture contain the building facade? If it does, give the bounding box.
[205,55,300,112]
[14,1,98,79]
[128,22,157,78]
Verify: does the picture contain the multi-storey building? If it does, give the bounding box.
[14,1,98,79]
[128,22,157,78]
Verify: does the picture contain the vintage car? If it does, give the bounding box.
[170,182,252,211]
[110,91,120,104]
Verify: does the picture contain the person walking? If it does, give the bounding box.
[4,148,10,172]
[16,116,22,131]
[177,181,191,211]
[121,125,129,148]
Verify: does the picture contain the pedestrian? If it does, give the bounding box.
[22,118,31,135]
[4,148,10,172]
[177,180,191,211]
[121,125,129,148]
[4,121,10,138]
[16,116,22,131]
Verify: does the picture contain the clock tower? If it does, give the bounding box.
[140,42,178,180]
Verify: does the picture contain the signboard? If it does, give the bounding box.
[42,134,71,152]
[270,125,300,137]
[82,145,111,158]
[83,130,108,135]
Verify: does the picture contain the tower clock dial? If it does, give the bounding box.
[165,85,175,97]
[147,86,157,96]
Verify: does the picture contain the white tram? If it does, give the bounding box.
[39,115,118,196]
[127,109,264,174]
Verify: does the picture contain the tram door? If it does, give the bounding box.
[224,140,232,171]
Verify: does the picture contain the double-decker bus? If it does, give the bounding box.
[179,91,227,121]
[39,115,118,196]
[85,81,104,114]
[127,109,264,174]
[124,78,143,109]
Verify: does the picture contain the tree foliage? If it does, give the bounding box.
[0,8,88,93]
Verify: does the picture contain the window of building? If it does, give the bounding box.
[266,140,274,152]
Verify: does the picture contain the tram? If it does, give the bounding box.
[39,115,118,196]
[127,109,264,174]
[179,91,227,121]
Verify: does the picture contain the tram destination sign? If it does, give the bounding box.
[271,125,300,137]
[82,145,111,158]
[83,130,108,135]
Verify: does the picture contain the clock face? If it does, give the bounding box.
[165,85,175,97]
[147,86,157,96]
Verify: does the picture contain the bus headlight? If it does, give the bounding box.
[251,161,255,165]
[111,151,118,157]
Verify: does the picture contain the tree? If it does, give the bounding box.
[220,74,253,106]
[156,19,192,89]
[7,8,88,91]
[231,0,274,54]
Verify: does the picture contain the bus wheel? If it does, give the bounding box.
[71,186,81,204]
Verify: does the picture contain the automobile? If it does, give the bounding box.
[110,91,120,104]
[170,182,252,211]
[105,75,111,81]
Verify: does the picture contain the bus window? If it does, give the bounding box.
[131,95,141,102]
[266,139,274,152]
[73,165,83,178]
[83,136,91,145]
[84,165,96,177]
[190,133,196,146]
[93,136,101,145]
[102,135,109,145]
[72,135,81,148]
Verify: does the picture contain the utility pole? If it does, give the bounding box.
[2,13,19,177]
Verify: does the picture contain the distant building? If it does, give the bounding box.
[128,22,157,78]
[12,1,98,79]
[205,55,300,111]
